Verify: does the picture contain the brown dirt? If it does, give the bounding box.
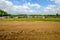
[0,21,60,40]
[0,21,60,31]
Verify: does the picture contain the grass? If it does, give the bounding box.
[0,18,60,22]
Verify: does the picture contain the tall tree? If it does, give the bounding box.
[0,9,11,16]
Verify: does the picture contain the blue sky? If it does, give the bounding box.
[8,0,55,6]
[0,0,60,14]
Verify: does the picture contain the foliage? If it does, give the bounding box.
[0,9,60,18]
[0,18,60,22]
[0,9,11,16]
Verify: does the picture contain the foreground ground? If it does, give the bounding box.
[0,21,60,40]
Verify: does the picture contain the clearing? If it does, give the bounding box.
[0,21,60,40]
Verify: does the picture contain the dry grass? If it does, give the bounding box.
[0,21,60,40]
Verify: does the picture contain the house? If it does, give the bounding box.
[27,15,32,18]
[27,15,45,18]
[0,16,5,20]
[0,16,10,20]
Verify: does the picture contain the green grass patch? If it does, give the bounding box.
[0,18,60,22]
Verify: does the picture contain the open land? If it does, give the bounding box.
[0,21,60,40]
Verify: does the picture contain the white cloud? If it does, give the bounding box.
[23,2,40,9]
[0,0,41,14]
[51,0,60,5]
[44,5,58,14]
[43,0,60,14]
[54,0,60,4]
[30,4,40,8]
[5,1,13,6]
[44,5,56,10]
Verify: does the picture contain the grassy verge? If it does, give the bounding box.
[0,18,60,22]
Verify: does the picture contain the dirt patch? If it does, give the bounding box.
[0,21,60,31]
[0,21,60,40]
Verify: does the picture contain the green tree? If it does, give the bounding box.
[0,9,11,16]
[56,13,59,16]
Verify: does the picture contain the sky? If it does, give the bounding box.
[0,0,60,15]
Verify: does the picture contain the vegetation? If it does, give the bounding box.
[0,9,60,40]
[0,9,60,17]
[0,17,60,22]
[0,9,11,16]
[0,9,60,22]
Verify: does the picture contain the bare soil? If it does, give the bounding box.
[0,21,60,40]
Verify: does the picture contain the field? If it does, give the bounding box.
[0,20,60,40]
[0,18,60,22]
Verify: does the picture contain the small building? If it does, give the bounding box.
[0,16,5,20]
[0,16,10,20]
[27,15,32,18]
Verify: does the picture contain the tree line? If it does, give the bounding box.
[0,9,60,17]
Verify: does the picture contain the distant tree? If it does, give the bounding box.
[56,13,60,18]
[56,13,59,16]
[0,9,11,16]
